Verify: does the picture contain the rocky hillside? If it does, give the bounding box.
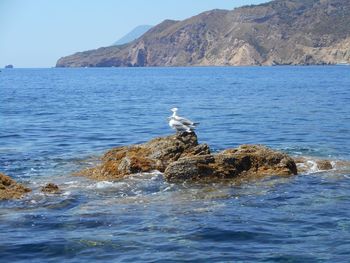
[56,0,350,67]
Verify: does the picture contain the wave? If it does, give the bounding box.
[295,156,350,175]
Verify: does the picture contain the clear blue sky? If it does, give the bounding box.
[0,0,269,68]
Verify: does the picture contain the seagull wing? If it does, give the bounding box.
[176,116,199,126]
[169,119,191,132]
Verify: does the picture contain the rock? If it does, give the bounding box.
[164,145,297,182]
[294,157,334,173]
[76,133,297,183]
[316,160,333,170]
[41,183,61,194]
[77,132,210,180]
[222,145,298,175]
[0,173,31,200]
[4,64,13,69]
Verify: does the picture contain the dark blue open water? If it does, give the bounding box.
[1,67,350,262]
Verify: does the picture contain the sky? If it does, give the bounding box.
[0,0,269,68]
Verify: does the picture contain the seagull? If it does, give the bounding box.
[168,118,193,133]
[168,107,199,133]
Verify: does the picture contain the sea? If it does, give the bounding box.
[1,66,350,262]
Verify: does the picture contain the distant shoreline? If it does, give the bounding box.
[56,0,350,69]
[3,64,350,69]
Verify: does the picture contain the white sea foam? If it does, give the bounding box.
[85,181,129,190]
[307,160,319,173]
[62,191,71,196]
[96,181,125,189]
[65,181,79,185]
[331,161,336,168]
[296,157,335,175]
[162,185,174,192]
[95,181,114,189]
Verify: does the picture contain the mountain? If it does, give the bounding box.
[113,25,153,45]
[56,0,350,67]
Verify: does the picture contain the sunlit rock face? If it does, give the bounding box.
[57,0,350,67]
[76,133,298,183]
[164,144,297,182]
[0,173,31,200]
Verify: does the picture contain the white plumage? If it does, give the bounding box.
[168,108,199,133]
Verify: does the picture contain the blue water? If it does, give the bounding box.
[1,67,350,262]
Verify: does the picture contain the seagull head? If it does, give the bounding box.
[171,107,178,112]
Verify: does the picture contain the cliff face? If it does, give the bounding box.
[56,0,350,67]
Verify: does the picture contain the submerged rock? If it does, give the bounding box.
[294,157,334,173]
[316,160,333,171]
[77,132,210,180]
[164,145,297,182]
[0,173,31,200]
[41,183,61,194]
[77,133,297,183]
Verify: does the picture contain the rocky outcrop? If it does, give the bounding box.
[76,133,297,183]
[41,183,61,194]
[57,0,350,67]
[164,145,297,182]
[316,160,333,170]
[0,173,31,200]
[77,132,210,180]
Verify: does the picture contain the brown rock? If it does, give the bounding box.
[222,145,298,175]
[294,157,334,173]
[0,173,31,200]
[316,160,333,170]
[164,145,297,182]
[41,183,61,194]
[76,133,297,183]
[77,132,209,180]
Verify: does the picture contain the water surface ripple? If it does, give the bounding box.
[1,67,350,262]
